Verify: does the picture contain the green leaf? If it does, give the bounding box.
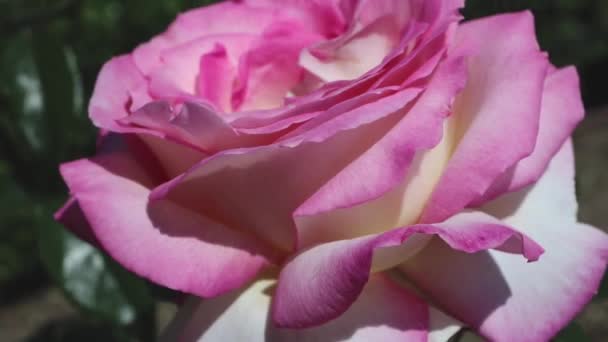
[0,162,46,299]
[38,216,154,327]
[31,26,91,158]
[0,27,86,161]
[0,31,44,156]
[0,28,94,195]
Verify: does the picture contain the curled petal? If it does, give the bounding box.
[162,275,429,342]
[272,211,542,328]
[59,149,273,298]
[149,87,419,251]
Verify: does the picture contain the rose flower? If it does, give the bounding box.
[56,0,608,341]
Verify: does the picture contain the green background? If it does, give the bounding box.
[0,0,607,341]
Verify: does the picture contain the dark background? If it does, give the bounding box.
[0,0,607,341]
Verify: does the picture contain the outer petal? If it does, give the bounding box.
[161,275,428,342]
[473,66,585,204]
[272,211,542,328]
[59,150,273,298]
[402,141,608,342]
[421,12,549,223]
[55,133,161,247]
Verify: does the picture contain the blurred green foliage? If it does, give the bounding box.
[0,0,606,341]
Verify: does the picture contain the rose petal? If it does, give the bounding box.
[150,87,418,251]
[55,134,163,246]
[54,197,98,247]
[300,0,463,83]
[473,66,585,204]
[147,34,254,100]
[402,141,608,342]
[139,135,208,178]
[294,55,467,247]
[421,12,549,223]
[59,149,274,298]
[88,55,148,131]
[300,15,401,82]
[272,211,542,328]
[122,101,261,153]
[161,275,428,342]
[197,45,237,112]
[280,87,421,146]
[244,0,351,38]
[232,21,323,111]
[170,3,281,40]
[133,2,283,75]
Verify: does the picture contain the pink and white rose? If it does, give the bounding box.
[56,0,608,341]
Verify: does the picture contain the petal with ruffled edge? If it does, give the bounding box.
[161,274,428,342]
[120,101,266,154]
[149,85,422,251]
[401,141,608,342]
[272,211,542,328]
[420,12,549,223]
[59,148,274,298]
